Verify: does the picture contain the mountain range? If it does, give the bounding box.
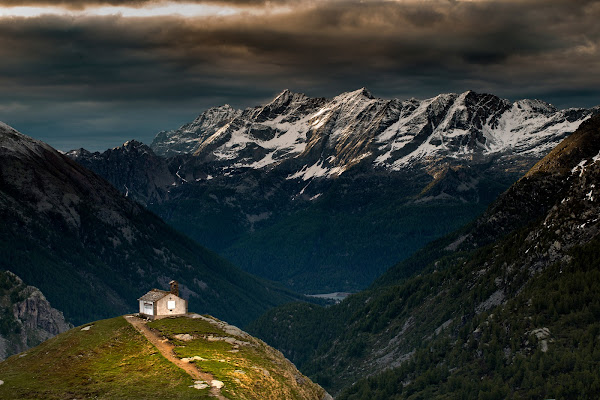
[0,92,598,399]
[68,89,598,293]
[152,88,591,175]
[247,114,600,398]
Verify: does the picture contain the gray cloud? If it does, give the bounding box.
[0,0,598,150]
[0,0,287,9]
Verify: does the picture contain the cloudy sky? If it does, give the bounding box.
[0,0,598,151]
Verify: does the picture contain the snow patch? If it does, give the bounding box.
[175,165,187,183]
[572,159,588,175]
[287,160,345,180]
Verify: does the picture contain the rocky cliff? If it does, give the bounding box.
[0,270,70,360]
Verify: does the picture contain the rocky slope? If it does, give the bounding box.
[68,90,598,293]
[248,114,600,398]
[68,140,175,206]
[0,271,71,361]
[0,314,330,400]
[0,121,303,327]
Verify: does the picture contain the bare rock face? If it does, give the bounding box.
[13,287,71,337]
[0,271,71,360]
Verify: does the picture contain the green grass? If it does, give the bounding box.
[0,317,209,400]
[148,316,234,339]
[148,316,325,400]
[0,315,325,400]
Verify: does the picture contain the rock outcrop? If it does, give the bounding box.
[0,271,71,360]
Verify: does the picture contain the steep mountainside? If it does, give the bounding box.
[248,115,600,398]
[69,90,598,293]
[69,140,174,205]
[0,315,329,400]
[0,271,71,361]
[0,122,303,327]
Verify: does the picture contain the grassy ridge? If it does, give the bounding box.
[0,317,204,400]
[0,315,326,400]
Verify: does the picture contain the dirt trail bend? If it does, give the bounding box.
[125,315,227,399]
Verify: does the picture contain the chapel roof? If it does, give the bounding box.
[138,289,169,302]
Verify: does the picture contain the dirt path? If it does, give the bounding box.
[124,315,227,399]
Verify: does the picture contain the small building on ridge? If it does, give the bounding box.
[138,280,187,319]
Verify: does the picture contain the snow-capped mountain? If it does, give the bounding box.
[69,90,598,294]
[151,89,596,179]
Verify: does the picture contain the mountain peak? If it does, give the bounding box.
[357,87,374,99]
[275,88,293,98]
[267,88,308,107]
[122,139,147,149]
[149,89,595,176]
[0,121,55,158]
[514,98,557,114]
[65,147,92,158]
[338,87,374,101]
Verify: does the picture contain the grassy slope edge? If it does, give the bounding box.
[0,315,328,400]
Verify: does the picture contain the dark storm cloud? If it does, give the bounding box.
[0,0,287,9]
[0,0,598,150]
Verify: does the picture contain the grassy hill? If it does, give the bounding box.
[0,315,328,400]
